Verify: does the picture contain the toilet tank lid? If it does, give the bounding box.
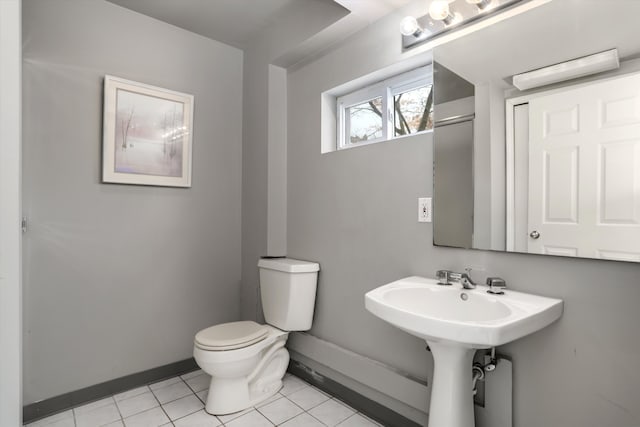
[258,257,320,273]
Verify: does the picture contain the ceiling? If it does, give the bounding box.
[106,0,414,51]
[106,0,307,49]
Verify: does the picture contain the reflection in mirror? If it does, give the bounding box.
[433,63,475,248]
[433,0,640,262]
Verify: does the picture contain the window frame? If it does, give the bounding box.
[336,65,433,150]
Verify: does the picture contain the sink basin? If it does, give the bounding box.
[365,276,563,427]
[365,275,563,348]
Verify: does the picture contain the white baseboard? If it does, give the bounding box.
[287,332,429,425]
[288,332,513,427]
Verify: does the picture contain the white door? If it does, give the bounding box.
[528,72,640,261]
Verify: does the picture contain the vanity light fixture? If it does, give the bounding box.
[467,0,493,11]
[512,48,620,91]
[400,0,527,50]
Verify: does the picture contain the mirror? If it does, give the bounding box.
[433,0,640,262]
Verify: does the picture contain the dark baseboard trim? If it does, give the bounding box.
[26,356,420,425]
[23,358,199,424]
[288,359,422,427]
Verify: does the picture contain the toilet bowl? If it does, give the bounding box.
[193,258,319,415]
[193,321,289,414]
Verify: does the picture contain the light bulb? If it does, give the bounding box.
[429,0,451,21]
[400,16,421,36]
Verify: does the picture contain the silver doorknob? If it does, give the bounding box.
[529,230,540,239]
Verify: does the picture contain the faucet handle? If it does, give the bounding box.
[436,270,451,285]
[486,277,507,295]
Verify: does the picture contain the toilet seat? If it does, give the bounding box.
[195,321,269,351]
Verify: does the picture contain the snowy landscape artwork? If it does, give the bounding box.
[102,76,194,187]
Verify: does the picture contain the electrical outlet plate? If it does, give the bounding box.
[418,197,432,222]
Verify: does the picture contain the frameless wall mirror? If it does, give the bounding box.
[433,0,640,262]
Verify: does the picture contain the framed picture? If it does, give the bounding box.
[102,75,194,187]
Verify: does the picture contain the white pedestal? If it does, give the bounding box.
[427,341,477,427]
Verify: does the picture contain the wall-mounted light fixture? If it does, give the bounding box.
[512,49,620,91]
[401,0,528,50]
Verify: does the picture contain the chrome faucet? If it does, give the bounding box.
[435,268,477,289]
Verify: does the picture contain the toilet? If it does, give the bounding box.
[193,257,320,415]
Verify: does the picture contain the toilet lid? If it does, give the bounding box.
[195,321,269,351]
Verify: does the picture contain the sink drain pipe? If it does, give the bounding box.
[472,347,497,395]
[472,365,484,395]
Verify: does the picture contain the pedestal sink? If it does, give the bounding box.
[365,276,563,427]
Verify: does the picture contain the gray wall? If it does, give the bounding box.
[22,0,243,404]
[240,0,351,323]
[0,1,23,425]
[433,120,473,249]
[284,6,640,427]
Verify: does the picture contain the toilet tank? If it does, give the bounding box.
[257,258,320,331]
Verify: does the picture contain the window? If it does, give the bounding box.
[337,66,433,150]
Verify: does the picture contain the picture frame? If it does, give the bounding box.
[102,75,194,187]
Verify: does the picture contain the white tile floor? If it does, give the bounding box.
[26,372,383,427]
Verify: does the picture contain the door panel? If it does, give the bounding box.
[528,72,640,260]
[599,140,640,224]
[543,105,580,137]
[599,95,640,129]
[544,246,578,257]
[543,146,579,223]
